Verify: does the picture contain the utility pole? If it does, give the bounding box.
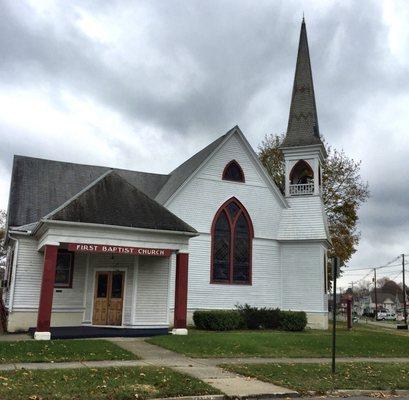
[403,254,408,328]
[374,268,378,320]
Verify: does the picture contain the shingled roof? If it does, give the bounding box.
[7,155,169,228]
[282,19,323,148]
[7,128,234,230]
[45,171,196,233]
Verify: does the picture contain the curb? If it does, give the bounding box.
[230,392,299,399]
[308,389,409,397]
[153,394,300,400]
[153,396,225,400]
[335,389,409,396]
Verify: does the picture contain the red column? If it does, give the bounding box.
[174,252,188,330]
[346,298,353,330]
[36,245,58,334]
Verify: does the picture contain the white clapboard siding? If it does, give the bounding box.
[167,134,284,239]
[166,132,328,315]
[168,236,281,310]
[12,237,85,311]
[278,196,328,241]
[133,256,170,326]
[84,253,134,325]
[166,133,284,310]
[281,243,326,312]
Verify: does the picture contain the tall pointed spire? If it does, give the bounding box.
[282,19,323,148]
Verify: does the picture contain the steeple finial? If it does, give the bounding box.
[282,19,323,148]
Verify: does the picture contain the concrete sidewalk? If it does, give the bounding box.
[110,338,298,398]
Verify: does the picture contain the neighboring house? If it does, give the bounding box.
[369,281,409,313]
[2,20,330,340]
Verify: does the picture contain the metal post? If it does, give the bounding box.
[403,254,408,328]
[332,257,338,375]
[374,268,378,321]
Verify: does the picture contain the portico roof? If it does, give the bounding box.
[42,171,196,234]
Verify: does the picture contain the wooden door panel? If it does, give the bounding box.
[92,271,124,326]
[92,272,109,325]
[107,272,124,326]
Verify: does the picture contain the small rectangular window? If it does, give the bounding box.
[54,250,74,288]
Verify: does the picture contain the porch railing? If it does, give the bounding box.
[289,183,314,196]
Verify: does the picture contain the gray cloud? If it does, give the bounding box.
[1,0,409,275]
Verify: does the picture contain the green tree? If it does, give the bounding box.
[258,134,369,267]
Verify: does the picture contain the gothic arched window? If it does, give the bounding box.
[211,198,253,284]
[222,160,245,182]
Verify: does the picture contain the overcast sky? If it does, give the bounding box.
[1,0,409,287]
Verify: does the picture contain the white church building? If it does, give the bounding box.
[2,20,330,339]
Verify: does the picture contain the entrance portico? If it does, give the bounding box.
[33,222,195,340]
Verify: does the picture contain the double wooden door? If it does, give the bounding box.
[92,271,124,326]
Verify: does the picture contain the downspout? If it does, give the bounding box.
[7,236,19,313]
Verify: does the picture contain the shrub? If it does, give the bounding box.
[279,311,307,331]
[237,304,281,329]
[193,310,244,331]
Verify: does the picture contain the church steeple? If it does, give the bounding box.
[282,18,323,148]
[282,20,326,197]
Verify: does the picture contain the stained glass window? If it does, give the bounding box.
[222,160,245,182]
[211,199,252,284]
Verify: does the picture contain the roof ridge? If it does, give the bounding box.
[13,154,169,178]
[45,170,197,233]
[43,170,114,220]
[169,129,232,175]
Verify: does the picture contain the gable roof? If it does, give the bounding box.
[155,129,231,204]
[7,126,287,232]
[45,171,196,233]
[282,19,324,148]
[156,125,287,207]
[8,155,169,228]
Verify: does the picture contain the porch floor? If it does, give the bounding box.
[28,326,169,340]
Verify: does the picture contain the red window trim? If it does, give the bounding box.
[222,160,245,183]
[54,249,75,289]
[210,197,254,285]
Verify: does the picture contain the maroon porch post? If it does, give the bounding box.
[346,298,353,330]
[35,245,58,339]
[173,252,188,333]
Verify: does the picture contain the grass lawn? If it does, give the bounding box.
[0,340,137,363]
[0,366,220,400]
[222,362,409,394]
[147,323,409,358]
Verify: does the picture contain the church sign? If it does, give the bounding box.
[67,243,173,257]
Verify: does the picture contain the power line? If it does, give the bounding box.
[344,255,403,272]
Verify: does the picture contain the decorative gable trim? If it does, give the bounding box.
[163,126,288,208]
